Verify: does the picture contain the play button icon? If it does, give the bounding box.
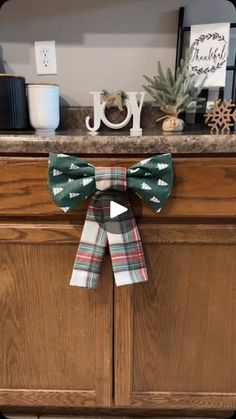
[92,190,143,235]
[110,200,128,219]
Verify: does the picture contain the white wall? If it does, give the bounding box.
[0,0,235,105]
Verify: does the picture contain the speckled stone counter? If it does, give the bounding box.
[0,130,235,154]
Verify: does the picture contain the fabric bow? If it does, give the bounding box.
[48,153,173,288]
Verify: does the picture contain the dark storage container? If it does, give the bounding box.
[0,74,28,130]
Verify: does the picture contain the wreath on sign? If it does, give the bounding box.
[190,32,228,75]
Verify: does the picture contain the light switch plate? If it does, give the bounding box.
[34,40,57,75]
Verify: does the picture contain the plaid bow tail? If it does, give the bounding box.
[70,191,148,288]
[48,154,173,288]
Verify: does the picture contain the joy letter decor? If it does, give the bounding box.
[85,91,145,136]
[48,153,173,288]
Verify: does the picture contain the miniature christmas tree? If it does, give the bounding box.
[143,51,206,131]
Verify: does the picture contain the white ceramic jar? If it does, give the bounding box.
[27,83,60,135]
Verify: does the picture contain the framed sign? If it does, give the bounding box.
[190,23,230,87]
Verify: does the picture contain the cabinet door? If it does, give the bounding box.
[115,224,236,409]
[0,224,113,408]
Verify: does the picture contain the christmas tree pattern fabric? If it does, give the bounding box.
[48,153,173,288]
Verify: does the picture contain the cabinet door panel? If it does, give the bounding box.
[0,226,112,408]
[115,224,236,409]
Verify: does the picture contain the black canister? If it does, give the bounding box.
[0,74,28,130]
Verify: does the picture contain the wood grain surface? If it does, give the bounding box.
[2,406,234,418]
[1,154,236,413]
[0,157,236,218]
[0,223,236,244]
[115,228,236,408]
[0,242,113,407]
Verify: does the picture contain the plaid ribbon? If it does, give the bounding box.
[71,191,147,288]
[95,166,127,191]
[48,153,173,288]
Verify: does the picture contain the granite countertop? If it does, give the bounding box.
[0,130,235,155]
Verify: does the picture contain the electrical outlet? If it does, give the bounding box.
[34,40,57,75]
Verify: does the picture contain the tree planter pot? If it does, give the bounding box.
[162,116,185,132]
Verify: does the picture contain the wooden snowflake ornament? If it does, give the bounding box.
[205,100,236,134]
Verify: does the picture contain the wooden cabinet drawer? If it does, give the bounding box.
[0,156,236,218]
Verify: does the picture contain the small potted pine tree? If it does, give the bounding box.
[143,52,206,132]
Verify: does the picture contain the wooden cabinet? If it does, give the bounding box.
[0,155,236,413]
[0,235,113,408]
[115,225,236,409]
[0,157,113,408]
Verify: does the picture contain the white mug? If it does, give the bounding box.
[27,83,60,135]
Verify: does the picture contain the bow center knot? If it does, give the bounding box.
[95,166,127,191]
